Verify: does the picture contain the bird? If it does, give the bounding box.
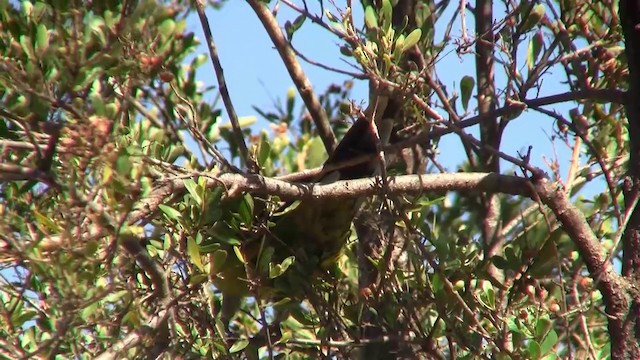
[208,115,387,326]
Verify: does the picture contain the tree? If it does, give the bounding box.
[0,0,637,359]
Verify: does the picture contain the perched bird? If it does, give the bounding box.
[209,116,385,325]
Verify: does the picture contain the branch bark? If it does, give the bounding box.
[616,0,640,357]
[247,0,337,152]
[475,0,504,284]
[194,0,257,172]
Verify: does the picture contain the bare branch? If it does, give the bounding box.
[247,0,337,152]
[194,0,257,172]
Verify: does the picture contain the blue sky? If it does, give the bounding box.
[190,1,586,187]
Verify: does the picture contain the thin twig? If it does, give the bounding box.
[194,0,257,172]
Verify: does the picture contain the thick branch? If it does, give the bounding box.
[620,0,640,280]
[154,172,531,203]
[390,89,624,159]
[247,0,337,152]
[617,1,640,358]
[133,171,625,299]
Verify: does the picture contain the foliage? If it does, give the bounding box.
[0,0,633,359]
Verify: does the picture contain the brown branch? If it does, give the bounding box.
[390,89,626,153]
[280,0,349,41]
[94,308,172,360]
[289,42,366,79]
[247,0,337,152]
[616,2,640,357]
[194,0,257,172]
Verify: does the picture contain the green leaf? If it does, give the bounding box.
[279,256,295,273]
[210,249,228,273]
[159,204,182,221]
[521,4,546,32]
[33,209,60,233]
[480,281,495,309]
[364,5,378,30]
[237,194,254,226]
[273,200,302,216]
[430,273,444,293]
[269,256,294,279]
[402,28,422,52]
[460,75,475,111]
[21,1,33,19]
[491,255,510,270]
[115,151,133,175]
[187,236,205,272]
[527,340,541,359]
[535,316,553,338]
[285,14,306,40]
[540,329,558,355]
[19,34,35,59]
[183,178,201,206]
[286,87,296,118]
[302,136,327,169]
[393,34,405,59]
[12,308,38,328]
[381,0,392,26]
[104,290,129,303]
[527,30,544,71]
[257,132,272,168]
[229,338,249,353]
[259,246,275,275]
[35,24,49,55]
[158,18,175,38]
[232,245,245,263]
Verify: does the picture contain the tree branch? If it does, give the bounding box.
[131,171,626,310]
[194,0,257,172]
[247,0,337,152]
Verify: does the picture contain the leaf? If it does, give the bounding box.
[158,18,175,38]
[279,256,295,273]
[187,236,205,272]
[269,255,295,278]
[33,209,60,233]
[269,264,283,278]
[19,34,35,59]
[527,30,544,71]
[393,34,405,59]
[35,24,49,55]
[301,136,327,169]
[491,255,510,270]
[229,338,249,353]
[209,249,228,273]
[521,4,546,32]
[364,5,378,30]
[159,204,182,221]
[232,245,245,263]
[540,329,558,355]
[237,194,254,226]
[527,340,541,359]
[460,75,475,111]
[402,28,422,52]
[104,290,129,303]
[381,0,392,26]
[535,316,553,338]
[285,14,306,40]
[115,151,133,175]
[257,132,272,168]
[431,273,444,293]
[273,200,302,216]
[259,246,275,275]
[183,178,201,206]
